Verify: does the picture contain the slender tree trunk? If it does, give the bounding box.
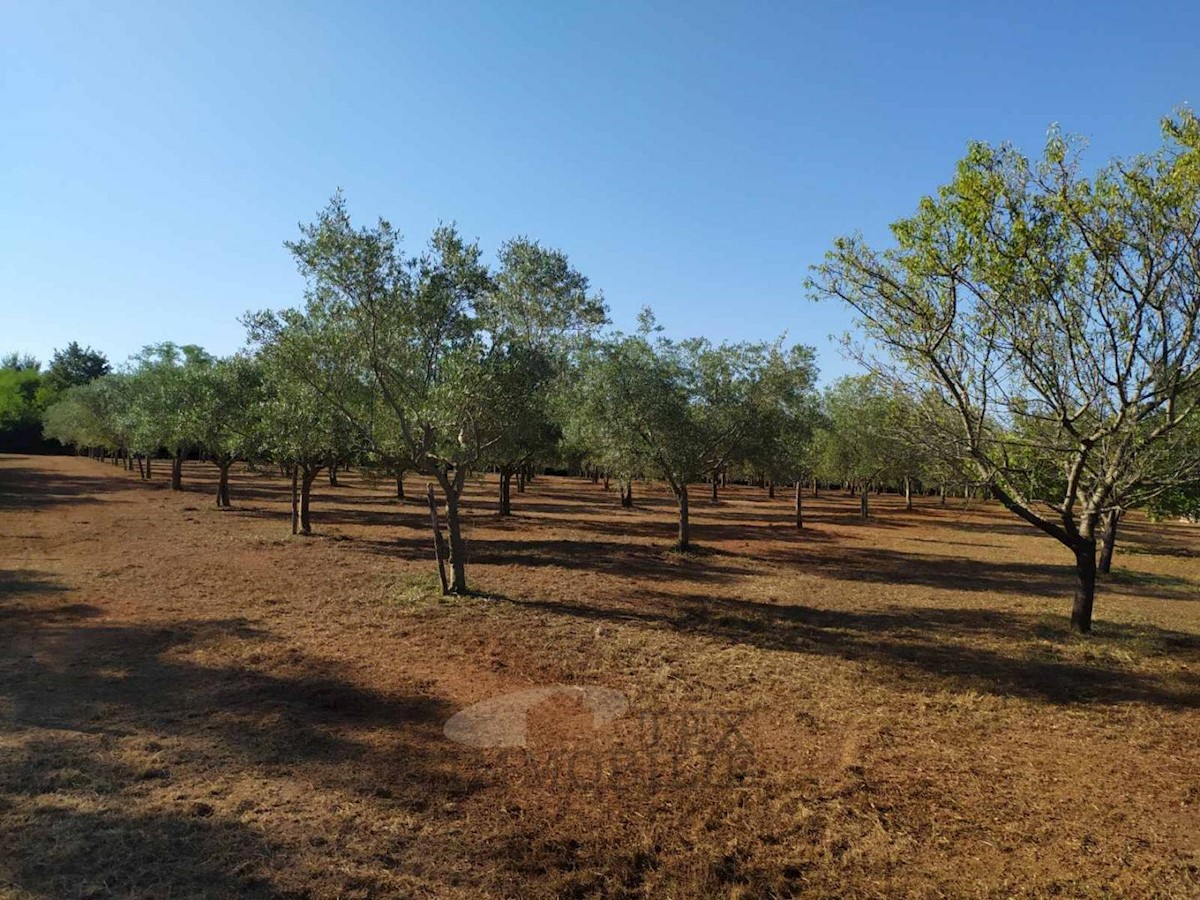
[795,480,803,529]
[676,484,690,550]
[328,463,338,487]
[217,460,231,508]
[146,455,152,479]
[443,485,468,593]
[136,456,146,479]
[904,476,912,511]
[395,468,406,500]
[940,484,946,506]
[171,452,182,491]
[300,470,316,534]
[812,477,819,498]
[620,482,633,508]
[710,477,718,504]
[860,490,869,520]
[290,466,300,535]
[603,472,610,491]
[1072,539,1097,633]
[1098,509,1121,575]
[498,467,512,517]
[517,470,526,493]
[768,480,776,499]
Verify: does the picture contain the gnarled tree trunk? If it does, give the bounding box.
[498,467,513,517]
[1072,539,1098,633]
[443,482,468,593]
[1097,509,1121,575]
[290,466,300,535]
[300,468,317,534]
[676,483,690,550]
[216,459,232,508]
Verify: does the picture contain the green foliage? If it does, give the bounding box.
[1146,483,1200,522]
[0,366,43,433]
[568,324,805,497]
[42,374,135,454]
[38,342,110,407]
[177,355,266,464]
[126,343,213,457]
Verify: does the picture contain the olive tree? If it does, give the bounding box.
[477,237,607,514]
[178,355,265,507]
[571,320,773,550]
[736,343,822,526]
[811,110,1200,632]
[128,343,213,489]
[262,194,502,591]
[42,374,133,461]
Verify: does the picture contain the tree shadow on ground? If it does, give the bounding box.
[791,544,1199,601]
[498,591,1200,709]
[0,603,478,897]
[0,459,137,511]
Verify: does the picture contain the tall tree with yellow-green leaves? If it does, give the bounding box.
[811,110,1200,633]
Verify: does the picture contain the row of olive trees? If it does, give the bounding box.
[40,198,836,592]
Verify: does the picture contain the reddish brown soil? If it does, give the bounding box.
[1,454,1198,898]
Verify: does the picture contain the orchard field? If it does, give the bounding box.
[1,452,1197,898]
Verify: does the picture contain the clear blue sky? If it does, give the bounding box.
[3,1,1196,383]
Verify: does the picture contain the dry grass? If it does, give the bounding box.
[0,453,1198,898]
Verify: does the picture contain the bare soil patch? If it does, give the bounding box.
[1,454,1198,898]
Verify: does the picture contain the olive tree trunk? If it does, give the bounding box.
[216,459,232,508]
[498,467,513,517]
[290,466,300,535]
[300,468,317,534]
[1072,539,1098,633]
[1097,509,1121,575]
[443,485,468,593]
[676,483,691,550]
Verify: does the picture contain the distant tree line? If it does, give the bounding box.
[0,343,110,452]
